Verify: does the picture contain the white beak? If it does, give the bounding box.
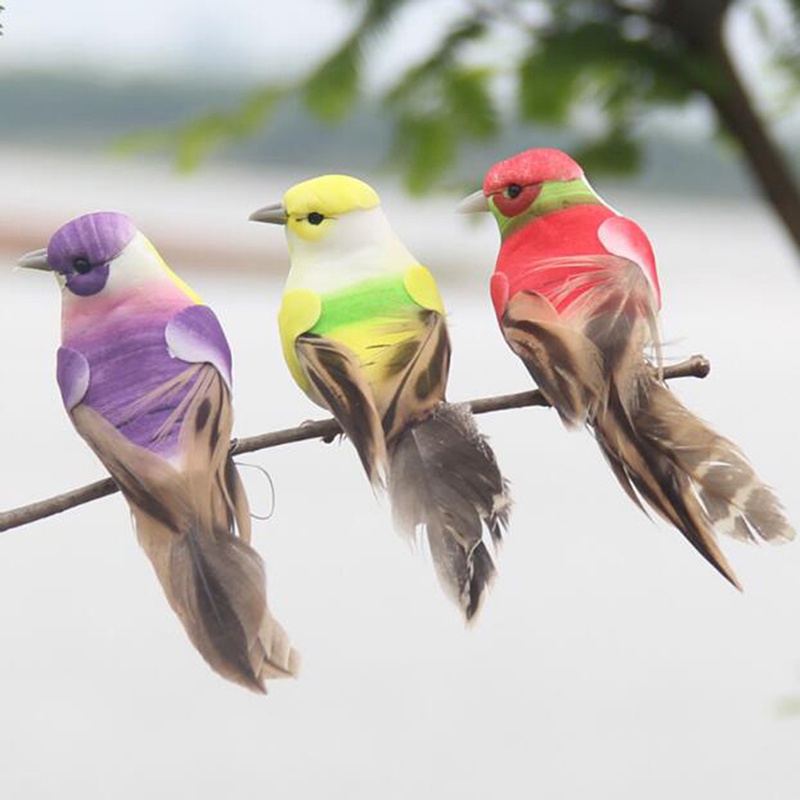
[18,247,50,271]
[456,189,490,214]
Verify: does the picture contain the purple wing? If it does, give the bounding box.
[165,305,232,389]
[57,347,90,411]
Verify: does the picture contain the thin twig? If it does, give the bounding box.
[0,355,710,534]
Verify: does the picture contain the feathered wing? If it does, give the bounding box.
[374,308,451,443]
[71,361,298,691]
[501,288,605,427]
[372,301,509,621]
[501,254,793,586]
[295,332,388,486]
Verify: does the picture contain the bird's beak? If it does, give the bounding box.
[456,189,490,214]
[249,203,288,225]
[17,247,51,271]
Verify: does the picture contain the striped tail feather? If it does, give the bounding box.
[499,255,793,586]
[594,372,795,587]
[141,514,298,691]
[70,383,299,692]
[387,402,510,621]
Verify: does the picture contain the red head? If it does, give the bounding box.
[481,148,585,219]
[484,148,584,193]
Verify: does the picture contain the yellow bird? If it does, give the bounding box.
[251,175,511,620]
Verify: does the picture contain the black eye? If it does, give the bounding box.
[307,212,324,226]
[506,184,522,199]
[73,257,92,274]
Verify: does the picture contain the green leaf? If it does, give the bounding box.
[518,20,698,126]
[360,0,413,29]
[776,695,800,717]
[113,129,172,157]
[445,68,498,139]
[574,131,641,176]
[392,113,456,193]
[384,19,485,108]
[114,86,283,171]
[518,48,581,124]
[178,113,244,172]
[304,39,361,121]
[234,87,282,135]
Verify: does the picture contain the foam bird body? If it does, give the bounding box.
[21,212,297,691]
[252,176,510,619]
[463,148,793,586]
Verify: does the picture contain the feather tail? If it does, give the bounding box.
[388,403,510,621]
[595,374,795,587]
[137,514,299,692]
[71,400,298,692]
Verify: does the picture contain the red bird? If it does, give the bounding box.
[461,147,793,586]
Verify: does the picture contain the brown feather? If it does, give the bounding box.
[295,333,388,486]
[593,380,742,588]
[373,309,510,619]
[377,310,450,444]
[505,254,793,586]
[388,403,511,621]
[70,365,298,691]
[626,379,794,546]
[502,291,605,427]
[295,309,510,619]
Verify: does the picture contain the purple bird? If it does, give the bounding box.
[20,212,298,692]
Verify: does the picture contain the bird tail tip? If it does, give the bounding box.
[389,402,511,622]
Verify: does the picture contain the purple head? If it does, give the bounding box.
[47,212,137,297]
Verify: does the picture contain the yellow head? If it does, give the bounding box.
[282,175,380,242]
[251,174,417,292]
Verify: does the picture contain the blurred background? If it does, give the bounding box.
[1,1,799,798]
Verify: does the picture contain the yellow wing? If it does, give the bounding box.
[372,265,449,442]
[404,265,445,315]
[278,288,323,394]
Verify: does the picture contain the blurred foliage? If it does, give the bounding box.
[777,695,800,716]
[116,87,283,172]
[140,0,799,195]
[776,670,800,716]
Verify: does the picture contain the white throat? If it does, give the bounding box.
[284,206,418,294]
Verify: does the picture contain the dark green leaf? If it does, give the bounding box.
[575,131,641,176]
[304,39,361,121]
[360,0,413,29]
[518,48,581,124]
[445,68,498,139]
[392,114,456,193]
[385,19,485,108]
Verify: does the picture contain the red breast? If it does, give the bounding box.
[494,205,616,317]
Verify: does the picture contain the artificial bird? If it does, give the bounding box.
[20,211,298,691]
[251,175,510,620]
[460,147,793,587]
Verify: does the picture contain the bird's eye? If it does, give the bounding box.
[307,212,325,226]
[506,184,523,199]
[72,257,92,274]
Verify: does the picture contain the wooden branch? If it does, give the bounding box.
[0,355,710,534]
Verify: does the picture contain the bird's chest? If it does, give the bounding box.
[496,206,614,315]
[311,278,427,406]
